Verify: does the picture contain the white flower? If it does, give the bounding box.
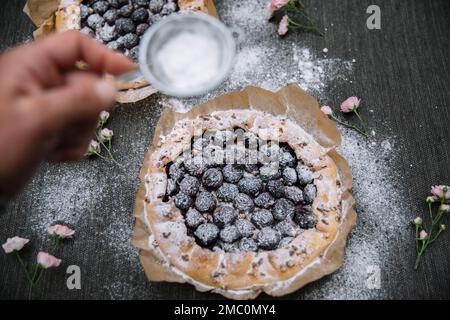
[86,140,100,156]
[98,110,110,127]
[99,128,114,142]
[412,217,422,226]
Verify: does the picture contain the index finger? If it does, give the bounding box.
[32,30,137,75]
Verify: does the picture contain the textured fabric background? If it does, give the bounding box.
[0,0,449,299]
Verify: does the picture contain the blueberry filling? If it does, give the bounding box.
[79,0,180,61]
[165,129,317,252]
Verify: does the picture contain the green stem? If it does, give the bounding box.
[51,236,60,254]
[353,109,368,135]
[99,139,121,167]
[415,224,419,254]
[331,115,369,137]
[15,251,31,282]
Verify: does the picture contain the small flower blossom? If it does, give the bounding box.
[47,225,75,239]
[98,111,110,127]
[2,236,29,253]
[440,204,450,213]
[320,106,333,115]
[440,224,446,231]
[419,230,428,240]
[426,196,436,203]
[412,217,423,226]
[431,185,450,202]
[99,128,114,142]
[278,15,289,36]
[266,0,290,20]
[340,96,361,113]
[87,140,100,156]
[37,251,61,269]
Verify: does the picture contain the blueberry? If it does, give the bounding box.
[294,205,316,228]
[267,180,285,198]
[118,4,133,17]
[148,13,163,25]
[202,168,223,190]
[129,46,139,61]
[279,149,296,167]
[194,223,219,246]
[106,40,122,51]
[259,143,280,163]
[168,163,185,182]
[296,164,313,185]
[220,225,240,243]
[282,167,297,186]
[93,1,110,15]
[121,33,139,48]
[278,237,294,248]
[213,205,237,228]
[135,23,149,36]
[235,219,255,238]
[284,186,304,204]
[275,219,297,237]
[303,184,316,204]
[107,0,121,9]
[131,7,149,23]
[87,13,105,29]
[160,2,177,15]
[115,17,135,35]
[184,156,205,177]
[103,9,118,25]
[257,227,281,250]
[80,4,91,21]
[216,183,239,203]
[254,192,275,209]
[132,0,150,6]
[98,24,118,42]
[219,241,239,253]
[244,164,259,174]
[222,164,244,183]
[174,192,193,211]
[185,208,205,229]
[80,26,95,38]
[195,192,216,213]
[251,209,274,229]
[259,164,281,181]
[179,176,200,196]
[273,198,295,220]
[239,238,258,252]
[234,193,254,213]
[166,178,178,196]
[149,0,164,13]
[238,177,263,196]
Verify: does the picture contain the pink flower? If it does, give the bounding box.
[2,236,29,253]
[440,204,450,213]
[37,251,61,269]
[431,185,450,202]
[48,224,75,239]
[86,140,100,156]
[419,230,428,240]
[320,106,333,115]
[340,96,361,113]
[266,0,290,20]
[278,15,289,36]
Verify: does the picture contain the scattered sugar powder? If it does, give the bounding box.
[302,127,409,299]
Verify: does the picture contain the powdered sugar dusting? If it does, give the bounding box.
[302,127,407,299]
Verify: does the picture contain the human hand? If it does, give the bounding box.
[0,30,136,199]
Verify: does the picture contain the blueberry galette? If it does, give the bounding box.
[49,0,217,102]
[133,102,356,299]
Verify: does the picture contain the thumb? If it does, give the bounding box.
[26,73,116,131]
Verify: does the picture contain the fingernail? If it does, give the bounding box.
[95,80,116,105]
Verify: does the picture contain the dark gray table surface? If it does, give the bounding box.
[0,0,449,299]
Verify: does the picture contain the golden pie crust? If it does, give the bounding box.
[133,101,356,299]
